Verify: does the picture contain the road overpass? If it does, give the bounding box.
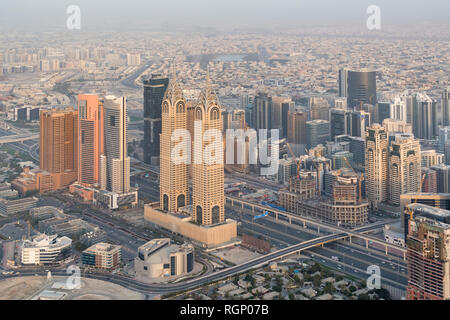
[226,196,407,259]
[0,224,384,295]
[0,134,39,144]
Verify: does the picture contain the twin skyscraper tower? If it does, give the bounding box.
[158,72,225,226]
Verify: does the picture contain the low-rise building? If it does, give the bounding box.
[82,242,121,270]
[20,233,72,265]
[134,238,194,279]
[0,196,38,216]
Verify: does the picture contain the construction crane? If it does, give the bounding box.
[286,141,301,178]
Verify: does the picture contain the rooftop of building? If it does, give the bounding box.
[84,242,121,253]
[22,233,72,249]
[407,203,450,218]
[403,193,450,197]
[138,238,193,263]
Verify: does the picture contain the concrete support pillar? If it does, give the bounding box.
[317,226,320,233]
[275,213,278,220]
[403,251,406,261]
[289,217,292,224]
[385,246,388,255]
[349,236,352,244]
[366,239,369,248]
[303,221,306,228]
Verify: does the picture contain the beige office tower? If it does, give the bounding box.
[159,75,188,213]
[186,101,196,179]
[365,124,389,209]
[309,97,330,121]
[389,135,422,206]
[192,78,225,225]
[100,96,130,194]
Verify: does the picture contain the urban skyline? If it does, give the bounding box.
[0,1,449,307]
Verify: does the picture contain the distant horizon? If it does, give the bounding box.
[0,0,449,32]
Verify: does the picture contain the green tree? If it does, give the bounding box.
[324,282,335,294]
[312,275,321,287]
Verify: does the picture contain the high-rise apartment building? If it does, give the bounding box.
[192,78,225,226]
[412,93,437,140]
[393,91,437,140]
[253,93,271,130]
[421,168,437,193]
[40,108,78,189]
[271,96,293,138]
[144,75,237,247]
[339,68,377,108]
[309,97,330,121]
[77,94,104,186]
[306,120,330,149]
[421,150,444,168]
[406,204,450,300]
[430,164,450,193]
[159,75,188,213]
[329,108,370,139]
[287,110,307,145]
[438,127,450,164]
[143,74,169,165]
[442,88,450,127]
[375,102,391,124]
[330,108,347,140]
[365,124,389,209]
[382,119,412,135]
[349,110,371,138]
[100,96,130,194]
[389,135,422,206]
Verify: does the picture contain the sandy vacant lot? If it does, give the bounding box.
[0,276,145,300]
[0,277,47,300]
[212,246,262,265]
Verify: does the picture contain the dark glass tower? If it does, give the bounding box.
[339,69,377,109]
[143,74,169,165]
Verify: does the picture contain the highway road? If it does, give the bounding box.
[133,175,407,292]
[232,210,407,291]
[120,61,152,89]
[0,134,39,144]
[0,231,362,295]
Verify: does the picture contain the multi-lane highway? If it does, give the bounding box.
[133,169,407,292]
[0,225,379,295]
[231,209,407,292]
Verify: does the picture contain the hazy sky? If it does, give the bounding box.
[0,0,449,31]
